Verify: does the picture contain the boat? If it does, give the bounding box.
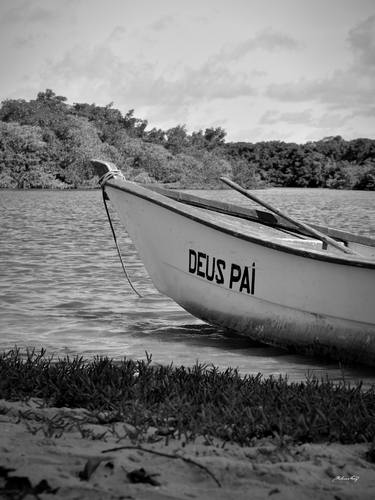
[91,159,375,367]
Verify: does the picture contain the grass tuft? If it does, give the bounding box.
[0,348,374,446]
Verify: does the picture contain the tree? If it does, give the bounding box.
[0,121,61,188]
[57,116,110,187]
[73,102,124,143]
[0,98,30,124]
[123,109,148,137]
[231,159,264,188]
[1,88,374,190]
[177,151,232,188]
[145,127,166,145]
[204,127,226,149]
[36,89,67,104]
[352,162,375,190]
[165,125,190,154]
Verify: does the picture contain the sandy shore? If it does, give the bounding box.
[0,398,374,500]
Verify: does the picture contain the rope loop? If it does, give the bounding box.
[101,187,143,298]
[98,169,123,186]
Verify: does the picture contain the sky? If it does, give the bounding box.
[0,0,374,143]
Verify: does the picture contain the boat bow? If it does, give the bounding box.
[91,159,375,366]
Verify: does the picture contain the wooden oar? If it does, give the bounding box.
[220,177,357,255]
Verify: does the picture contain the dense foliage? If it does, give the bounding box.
[0,89,374,189]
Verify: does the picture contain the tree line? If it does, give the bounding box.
[0,89,374,189]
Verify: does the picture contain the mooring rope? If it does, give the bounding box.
[101,187,143,298]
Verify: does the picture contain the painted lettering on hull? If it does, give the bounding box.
[188,249,256,295]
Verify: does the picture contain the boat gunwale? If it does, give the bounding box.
[106,179,375,269]
[145,184,375,248]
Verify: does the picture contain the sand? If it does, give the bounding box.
[0,398,374,500]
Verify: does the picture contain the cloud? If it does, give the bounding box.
[266,72,360,104]
[347,14,375,68]
[266,70,374,114]
[13,33,46,49]
[351,105,375,118]
[191,15,209,25]
[107,26,127,43]
[314,112,350,129]
[170,61,257,102]
[259,108,351,132]
[148,15,175,32]
[260,109,313,125]
[0,0,57,25]
[265,16,375,118]
[42,42,258,109]
[218,28,302,63]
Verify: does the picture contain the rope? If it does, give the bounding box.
[99,169,122,186]
[101,187,143,298]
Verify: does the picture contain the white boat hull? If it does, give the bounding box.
[103,179,375,366]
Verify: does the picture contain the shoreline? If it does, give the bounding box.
[1,398,374,499]
[0,349,375,498]
[1,183,374,191]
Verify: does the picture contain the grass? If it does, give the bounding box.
[0,348,374,447]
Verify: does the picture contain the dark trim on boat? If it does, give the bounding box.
[146,184,375,248]
[106,179,375,269]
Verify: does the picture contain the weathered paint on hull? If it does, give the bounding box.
[106,182,375,366]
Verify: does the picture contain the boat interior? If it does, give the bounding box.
[146,184,375,260]
[90,159,374,261]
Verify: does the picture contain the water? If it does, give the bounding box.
[1,188,374,386]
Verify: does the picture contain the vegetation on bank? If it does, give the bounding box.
[1,349,374,447]
[0,89,374,190]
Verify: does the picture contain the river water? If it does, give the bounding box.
[1,188,374,386]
